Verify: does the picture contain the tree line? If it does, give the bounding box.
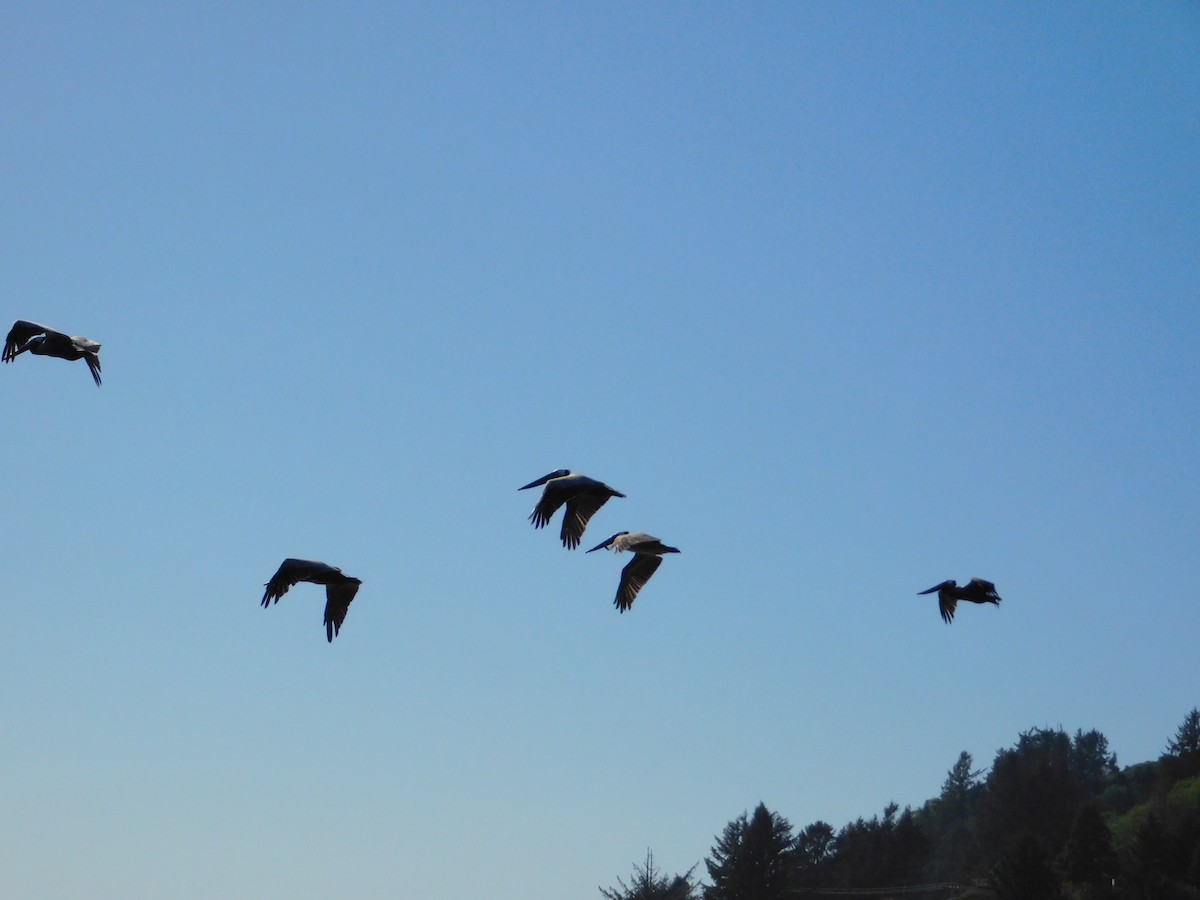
[602,707,1200,900]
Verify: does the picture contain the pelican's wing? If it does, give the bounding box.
[262,558,323,607]
[3,320,55,362]
[82,348,102,386]
[528,483,570,530]
[324,580,360,642]
[939,594,957,624]
[560,491,613,549]
[615,554,664,613]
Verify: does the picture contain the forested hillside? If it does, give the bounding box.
[603,708,1200,899]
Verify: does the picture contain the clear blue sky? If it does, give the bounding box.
[2,3,1197,897]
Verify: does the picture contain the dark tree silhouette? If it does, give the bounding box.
[1126,812,1170,899]
[646,719,1196,900]
[1059,803,1117,896]
[888,805,933,885]
[1072,729,1118,799]
[923,750,983,881]
[792,820,835,886]
[988,832,1063,900]
[1097,760,1160,817]
[827,802,930,889]
[941,750,984,807]
[975,727,1083,858]
[600,849,698,900]
[1163,708,1200,782]
[703,803,795,900]
[1122,799,1200,899]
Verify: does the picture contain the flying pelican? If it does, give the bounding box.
[918,578,1001,624]
[3,319,102,386]
[519,469,625,549]
[586,531,680,612]
[261,558,362,642]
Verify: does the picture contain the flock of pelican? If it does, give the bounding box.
[519,468,681,613]
[6,318,1002,641]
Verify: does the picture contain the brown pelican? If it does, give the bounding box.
[586,531,680,612]
[519,469,625,549]
[261,558,362,642]
[3,320,102,386]
[918,578,1001,624]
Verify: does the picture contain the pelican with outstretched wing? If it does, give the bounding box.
[519,469,625,549]
[262,558,362,642]
[587,531,680,612]
[3,320,102,386]
[918,578,1001,624]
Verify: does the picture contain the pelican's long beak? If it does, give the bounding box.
[518,473,554,491]
[918,582,946,595]
[585,539,610,553]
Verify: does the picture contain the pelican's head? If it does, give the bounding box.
[518,469,571,491]
[586,531,629,553]
[918,580,955,595]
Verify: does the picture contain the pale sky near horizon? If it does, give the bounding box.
[2,3,1198,898]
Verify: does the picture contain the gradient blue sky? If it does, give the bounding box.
[2,3,1197,898]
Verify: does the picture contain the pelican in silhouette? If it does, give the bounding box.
[261,558,362,642]
[3,320,102,386]
[587,532,680,612]
[519,469,625,549]
[918,578,1001,624]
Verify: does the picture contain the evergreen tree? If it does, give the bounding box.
[988,832,1063,900]
[976,727,1083,858]
[792,821,835,886]
[823,803,930,889]
[1059,803,1117,896]
[1072,729,1118,799]
[941,750,983,808]
[1164,708,1200,782]
[600,850,698,900]
[888,805,933,886]
[703,803,795,900]
[924,750,982,881]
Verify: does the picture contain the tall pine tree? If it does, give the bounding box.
[601,850,698,900]
[704,803,795,900]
